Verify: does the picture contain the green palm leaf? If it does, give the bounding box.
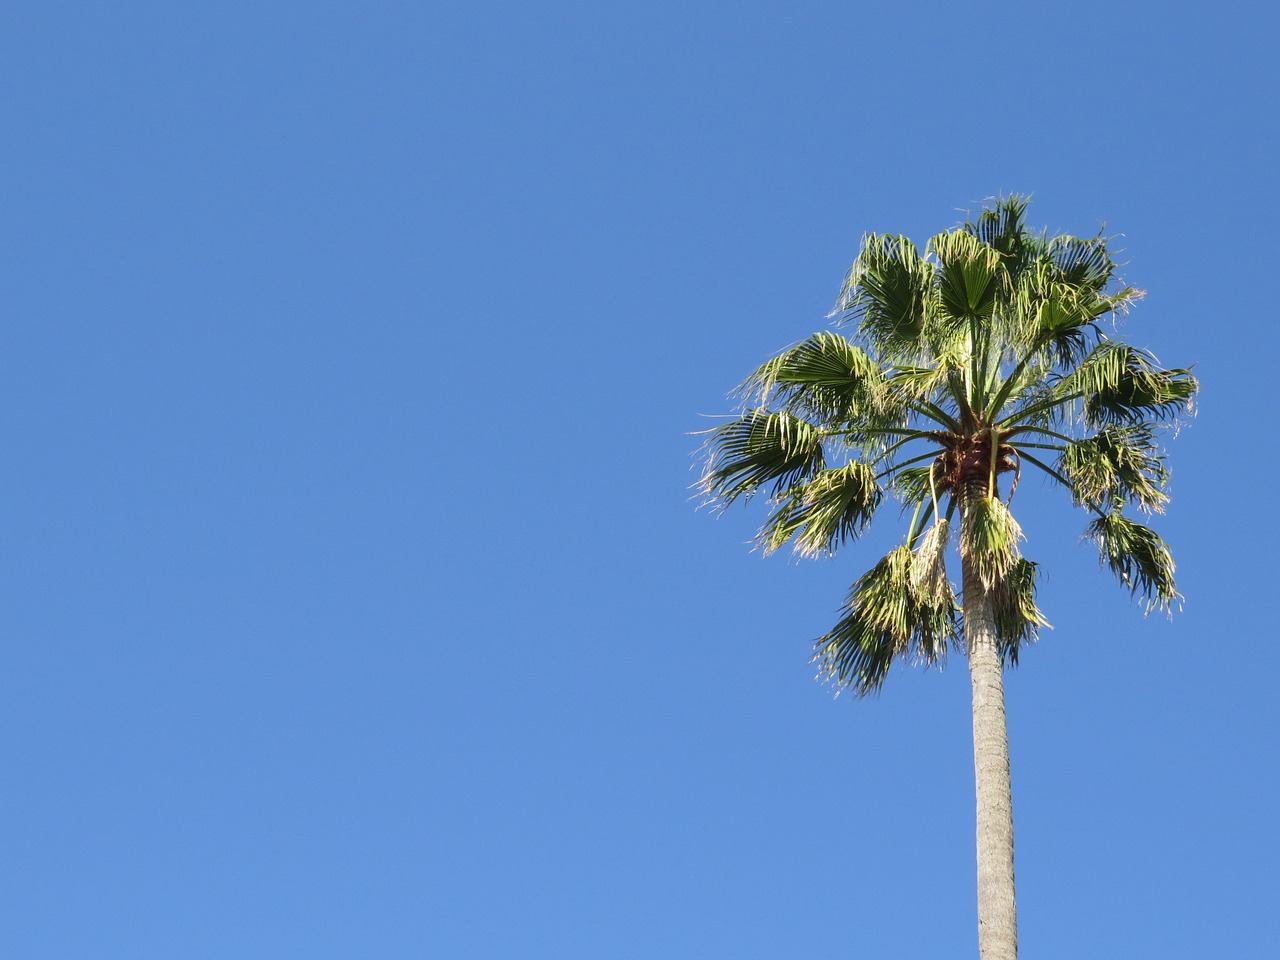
[699,409,825,505]
[812,546,957,697]
[831,235,931,356]
[1060,425,1169,512]
[741,331,889,423]
[965,195,1031,269]
[760,461,883,557]
[960,496,1024,590]
[1047,234,1116,293]
[1085,510,1180,612]
[1066,341,1198,426]
[931,231,1002,322]
[990,558,1049,665]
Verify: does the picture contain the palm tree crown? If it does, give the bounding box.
[699,197,1197,696]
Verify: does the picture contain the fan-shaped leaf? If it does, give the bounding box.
[1085,510,1179,612]
[699,410,825,506]
[812,546,958,696]
[1047,234,1115,293]
[741,331,889,422]
[965,195,1030,268]
[1067,341,1198,426]
[1060,425,1169,512]
[990,558,1049,665]
[960,496,1024,590]
[931,231,1002,322]
[831,234,932,356]
[760,461,882,556]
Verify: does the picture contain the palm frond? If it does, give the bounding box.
[965,195,1031,270]
[812,546,958,696]
[759,461,883,557]
[1006,255,1136,370]
[1065,340,1198,426]
[1047,233,1115,294]
[830,234,932,357]
[960,496,1024,590]
[888,363,950,398]
[1060,425,1169,513]
[1085,509,1180,613]
[889,347,970,405]
[699,410,825,506]
[911,518,954,608]
[930,231,1002,323]
[1011,267,1103,366]
[990,558,1049,666]
[739,331,891,423]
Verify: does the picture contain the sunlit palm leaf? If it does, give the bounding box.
[1013,271,1112,367]
[965,195,1030,269]
[831,235,932,356]
[741,331,890,423]
[700,410,825,505]
[1064,341,1198,426]
[932,231,1002,322]
[759,461,882,557]
[961,496,1024,590]
[1047,234,1115,294]
[812,547,957,696]
[991,558,1049,666]
[1060,425,1169,512]
[1085,510,1179,613]
[890,358,964,403]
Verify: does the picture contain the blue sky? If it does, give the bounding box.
[3,1,1276,957]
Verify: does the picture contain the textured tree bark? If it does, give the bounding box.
[963,554,1018,960]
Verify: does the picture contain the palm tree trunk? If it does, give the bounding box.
[963,554,1018,960]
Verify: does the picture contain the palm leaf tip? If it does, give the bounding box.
[1085,510,1180,613]
[1046,233,1118,293]
[813,546,957,696]
[759,460,883,557]
[698,409,825,507]
[1060,425,1170,513]
[991,558,1049,666]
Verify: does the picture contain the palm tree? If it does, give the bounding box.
[698,197,1196,960]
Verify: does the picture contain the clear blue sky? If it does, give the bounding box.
[3,2,1275,957]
